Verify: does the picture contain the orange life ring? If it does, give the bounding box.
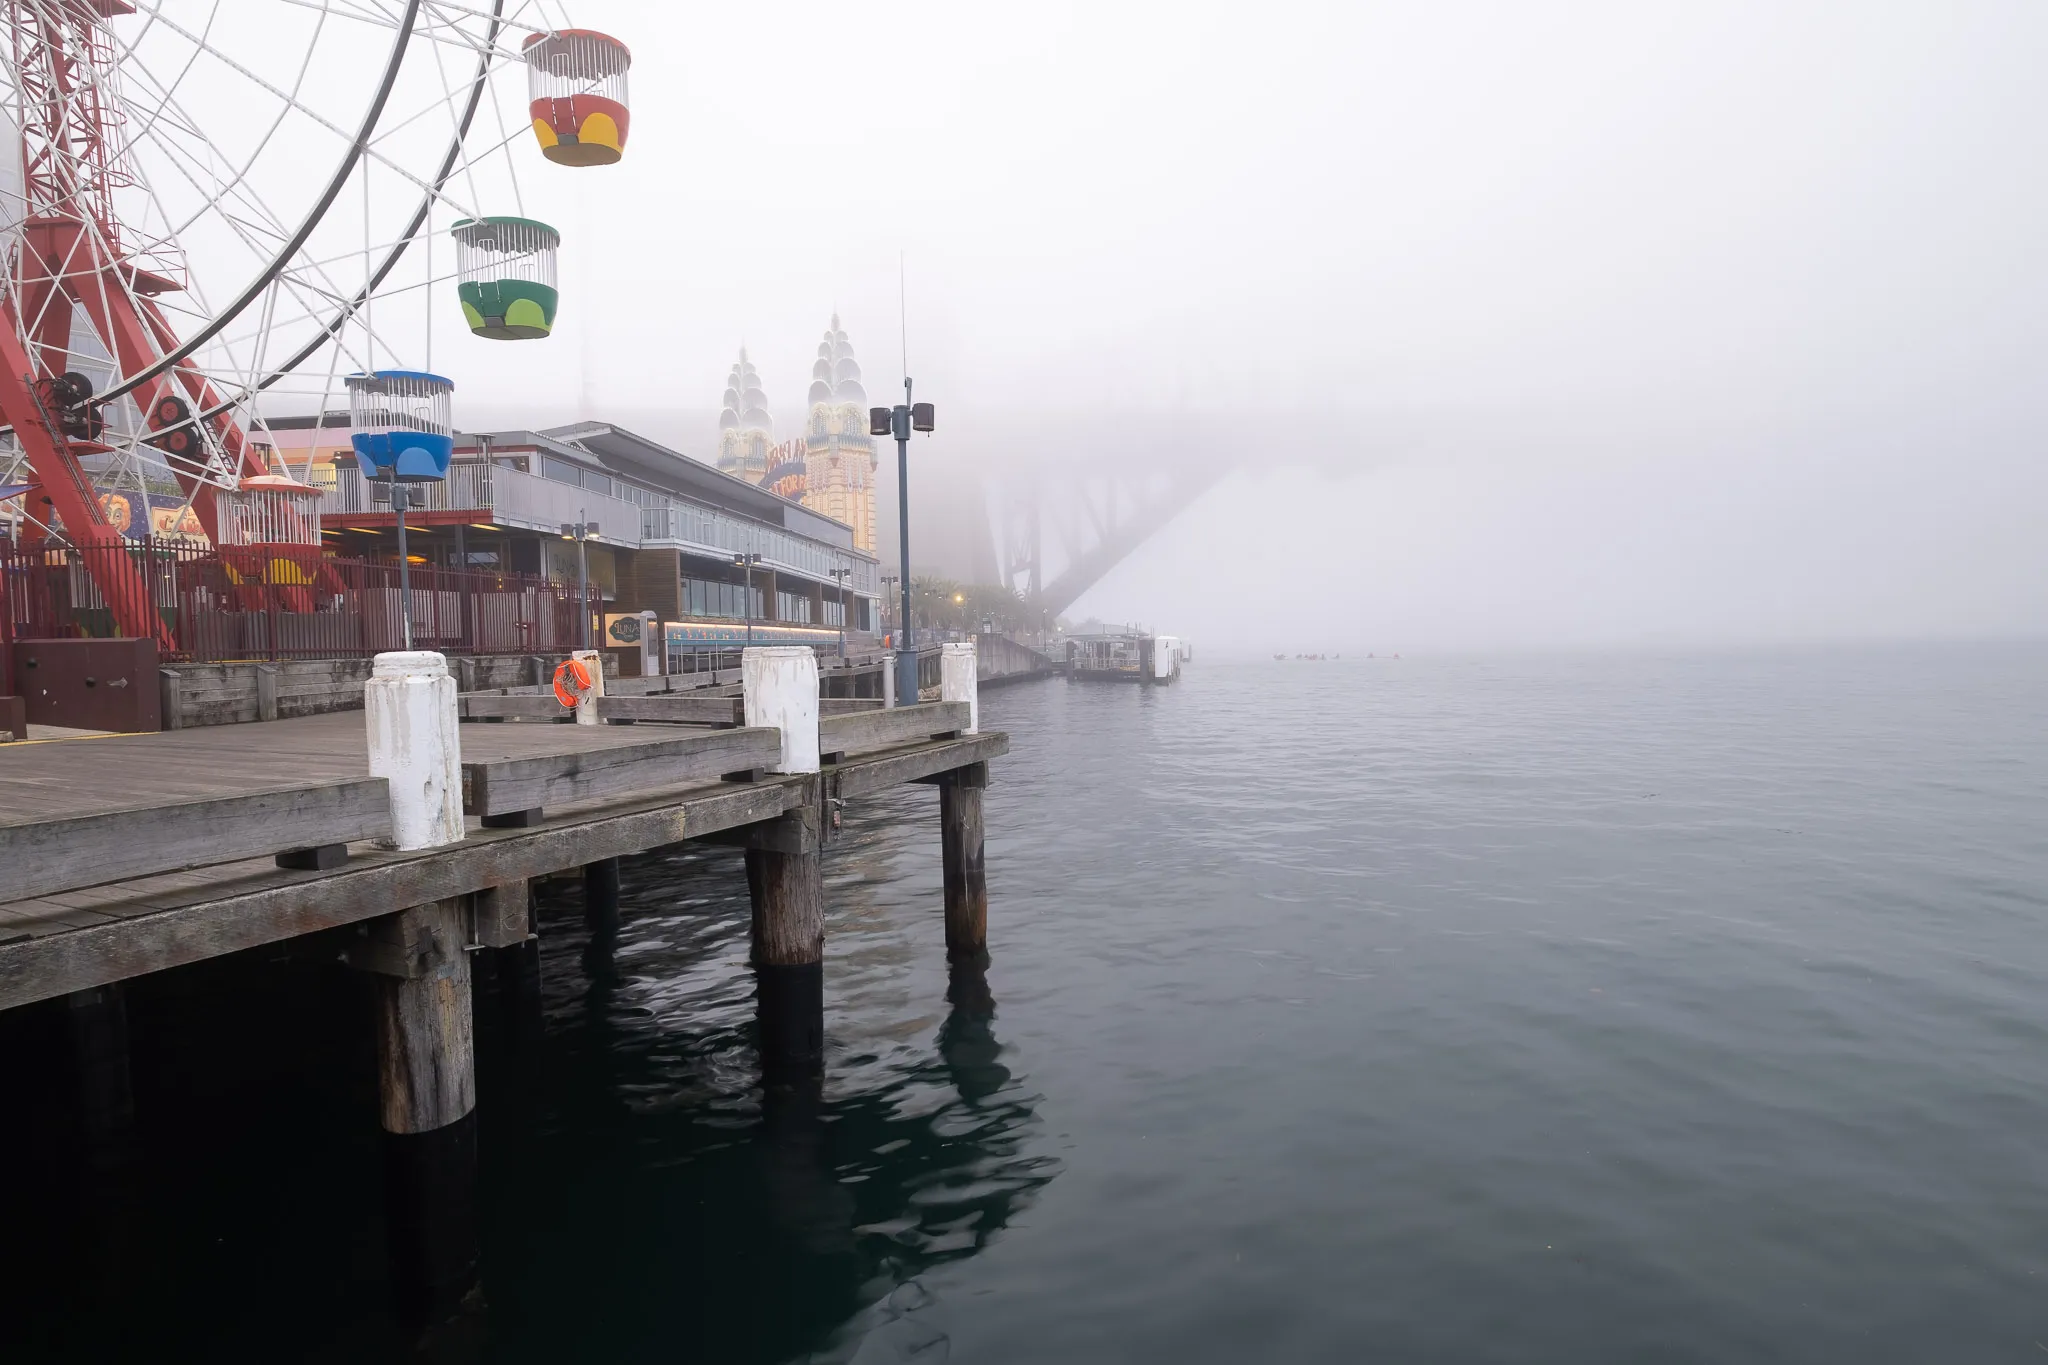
[552,657,594,709]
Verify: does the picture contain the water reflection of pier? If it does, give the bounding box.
[471,832,1055,1364]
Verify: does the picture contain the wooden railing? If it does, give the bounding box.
[818,701,967,759]
[462,727,781,819]
[2,779,391,901]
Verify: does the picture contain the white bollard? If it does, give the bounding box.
[941,640,979,735]
[572,647,604,725]
[365,650,464,851]
[743,646,820,774]
[882,651,897,710]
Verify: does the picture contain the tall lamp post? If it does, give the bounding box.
[880,573,899,644]
[734,551,762,649]
[871,386,934,708]
[390,476,417,650]
[828,564,852,659]
[559,513,599,649]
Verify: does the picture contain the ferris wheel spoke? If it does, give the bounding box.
[120,0,516,282]
[108,1,368,255]
[212,0,513,415]
[271,0,543,53]
[1,0,575,496]
[121,116,364,383]
[81,0,428,408]
[64,107,364,487]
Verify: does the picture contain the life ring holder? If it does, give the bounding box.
[552,656,595,709]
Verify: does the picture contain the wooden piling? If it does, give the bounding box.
[473,878,542,1057]
[371,900,475,1133]
[364,898,478,1321]
[743,804,825,1074]
[939,761,989,958]
[67,983,135,1168]
[583,858,621,939]
[473,878,532,948]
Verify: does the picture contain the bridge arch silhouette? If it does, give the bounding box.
[893,411,1380,619]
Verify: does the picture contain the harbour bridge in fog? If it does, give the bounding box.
[929,411,1387,619]
[986,458,1232,618]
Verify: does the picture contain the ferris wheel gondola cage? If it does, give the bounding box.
[522,29,632,166]
[347,370,454,484]
[451,216,560,340]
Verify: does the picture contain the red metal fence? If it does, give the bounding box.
[0,541,589,664]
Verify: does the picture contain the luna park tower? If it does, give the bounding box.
[804,315,877,554]
[714,349,774,485]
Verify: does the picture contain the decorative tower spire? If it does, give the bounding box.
[802,315,878,553]
[715,346,774,485]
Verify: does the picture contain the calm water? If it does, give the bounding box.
[6,643,2048,1361]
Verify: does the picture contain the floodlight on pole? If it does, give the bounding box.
[871,375,934,708]
[828,564,852,658]
[560,516,598,649]
[734,551,762,648]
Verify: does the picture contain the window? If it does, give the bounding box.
[682,577,762,620]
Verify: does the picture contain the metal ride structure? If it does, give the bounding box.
[0,1,632,651]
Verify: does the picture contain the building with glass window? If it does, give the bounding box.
[276,415,879,666]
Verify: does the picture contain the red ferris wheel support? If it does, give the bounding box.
[5,1,268,649]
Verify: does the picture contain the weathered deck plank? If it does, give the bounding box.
[0,777,801,1009]
[2,779,391,901]
[827,732,1009,797]
[464,727,781,816]
[817,701,968,758]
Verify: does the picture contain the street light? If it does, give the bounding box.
[871,383,935,710]
[559,514,599,649]
[391,480,418,650]
[733,551,762,648]
[880,574,899,638]
[827,564,852,659]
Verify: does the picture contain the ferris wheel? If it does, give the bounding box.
[0,0,634,644]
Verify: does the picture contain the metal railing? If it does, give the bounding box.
[1,540,586,663]
[639,500,878,593]
[327,460,495,515]
[324,460,878,595]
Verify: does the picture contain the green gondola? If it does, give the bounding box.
[451,216,560,340]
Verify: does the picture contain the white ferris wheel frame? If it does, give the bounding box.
[0,0,577,524]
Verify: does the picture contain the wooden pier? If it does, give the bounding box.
[0,640,1004,1319]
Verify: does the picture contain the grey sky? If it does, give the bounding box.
[461,1,2047,652]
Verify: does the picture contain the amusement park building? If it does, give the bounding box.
[714,315,879,555]
[269,414,880,646]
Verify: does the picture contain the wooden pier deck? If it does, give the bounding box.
[2,641,1007,1322]
[0,703,1004,1010]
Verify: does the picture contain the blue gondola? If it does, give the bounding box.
[347,370,454,482]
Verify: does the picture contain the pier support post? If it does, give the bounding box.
[743,646,820,775]
[369,898,478,1323]
[473,878,543,1050]
[939,761,989,958]
[66,983,136,1168]
[744,804,825,1076]
[941,640,979,734]
[365,651,464,851]
[571,647,604,726]
[583,857,621,940]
